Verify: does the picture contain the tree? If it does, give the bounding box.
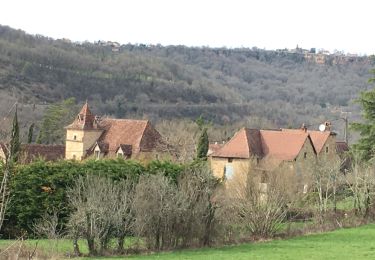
[10,107,20,163]
[0,108,20,231]
[37,98,77,144]
[352,70,375,160]
[27,123,34,144]
[195,116,209,160]
[196,128,209,160]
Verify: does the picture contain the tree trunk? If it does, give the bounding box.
[117,235,125,253]
[87,237,96,256]
[73,236,81,257]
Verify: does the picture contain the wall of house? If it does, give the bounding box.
[318,135,337,159]
[0,148,5,162]
[210,157,251,181]
[65,129,103,160]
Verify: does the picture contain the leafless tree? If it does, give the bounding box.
[32,209,63,239]
[113,181,136,253]
[307,157,343,222]
[132,174,177,250]
[345,156,375,218]
[222,170,289,238]
[67,175,119,255]
[132,163,220,250]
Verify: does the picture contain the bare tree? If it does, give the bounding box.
[67,175,119,256]
[307,157,343,222]
[132,174,177,250]
[346,156,375,218]
[113,181,136,253]
[222,170,289,238]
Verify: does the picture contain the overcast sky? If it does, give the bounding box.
[1,0,374,54]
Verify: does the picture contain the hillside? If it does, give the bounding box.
[0,25,373,136]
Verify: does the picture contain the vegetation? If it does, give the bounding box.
[0,25,373,137]
[351,70,375,160]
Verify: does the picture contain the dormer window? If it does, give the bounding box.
[94,150,100,159]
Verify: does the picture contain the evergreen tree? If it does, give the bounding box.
[10,106,21,163]
[37,98,77,144]
[352,70,375,160]
[196,128,209,160]
[27,123,34,144]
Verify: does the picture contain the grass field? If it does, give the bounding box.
[88,224,375,260]
[1,224,374,259]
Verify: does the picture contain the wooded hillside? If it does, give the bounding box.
[0,24,373,135]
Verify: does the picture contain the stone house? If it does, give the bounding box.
[65,102,166,161]
[209,128,317,182]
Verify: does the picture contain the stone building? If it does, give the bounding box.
[65,102,166,161]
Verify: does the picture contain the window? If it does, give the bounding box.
[304,152,307,159]
[224,164,234,180]
[94,151,100,159]
[325,146,329,153]
[73,135,77,141]
[303,184,308,194]
[228,158,233,163]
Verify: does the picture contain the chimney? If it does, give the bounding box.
[301,123,307,132]
[324,121,331,131]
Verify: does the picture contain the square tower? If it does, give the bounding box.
[65,102,103,160]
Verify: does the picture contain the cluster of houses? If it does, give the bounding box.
[0,102,349,180]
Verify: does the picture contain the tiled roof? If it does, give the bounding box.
[282,129,334,153]
[211,128,313,161]
[117,144,133,155]
[207,143,224,156]
[95,119,162,156]
[20,144,65,163]
[65,102,101,130]
[212,129,261,158]
[260,130,310,160]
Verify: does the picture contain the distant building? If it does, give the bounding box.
[65,102,166,161]
[0,143,65,163]
[209,123,348,181]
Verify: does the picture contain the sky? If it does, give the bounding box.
[0,0,374,54]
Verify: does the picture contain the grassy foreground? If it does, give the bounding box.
[1,224,374,259]
[89,224,375,260]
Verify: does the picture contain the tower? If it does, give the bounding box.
[65,102,103,160]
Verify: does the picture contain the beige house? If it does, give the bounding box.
[209,128,317,182]
[65,102,166,161]
[210,122,349,185]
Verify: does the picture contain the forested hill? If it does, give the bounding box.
[0,24,373,129]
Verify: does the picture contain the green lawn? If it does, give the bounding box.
[85,224,375,260]
[1,224,375,259]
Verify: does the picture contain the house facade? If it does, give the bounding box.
[65,102,166,161]
[209,128,317,181]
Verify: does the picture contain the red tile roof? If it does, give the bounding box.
[65,102,101,130]
[207,143,224,156]
[20,144,65,163]
[281,129,334,154]
[260,130,310,160]
[211,128,314,161]
[94,119,163,156]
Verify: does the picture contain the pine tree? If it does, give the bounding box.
[9,107,21,163]
[196,128,209,160]
[352,70,375,160]
[27,123,34,144]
